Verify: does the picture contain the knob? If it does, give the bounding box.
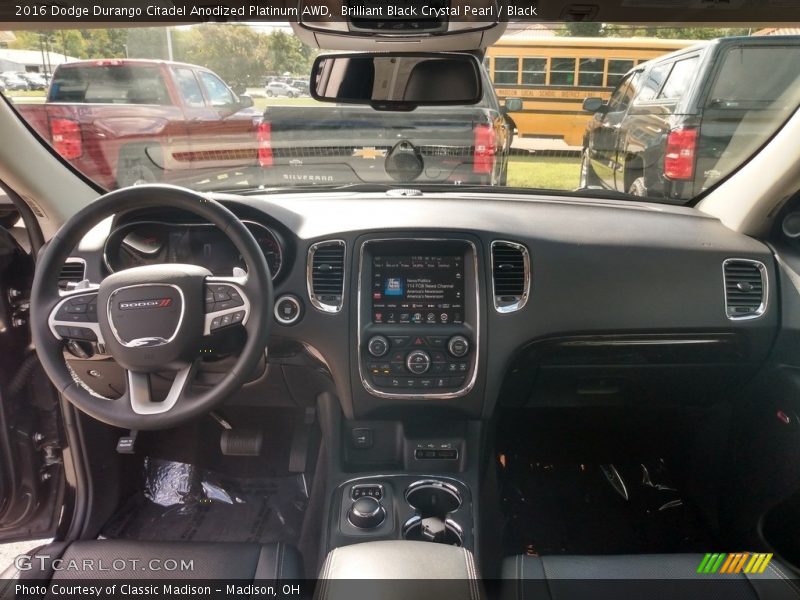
[367,336,389,357]
[406,350,431,375]
[348,496,385,529]
[448,336,469,358]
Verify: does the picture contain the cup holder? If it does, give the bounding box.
[403,516,464,546]
[405,479,462,519]
[403,480,464,546]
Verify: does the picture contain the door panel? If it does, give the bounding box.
[590,73,638,190]
[0,214,63,542]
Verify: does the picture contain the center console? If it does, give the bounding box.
[328,475,473,551]
[357,238,479,399]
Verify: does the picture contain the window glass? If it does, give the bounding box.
[173,68,205,108]
[521,58,546,85]
[706,46,800,109]
[48,65,170,104]
[578,58,604,87]
[606,72,639,112]
[636,63,670,101]
[550,57,576,86]
[607,59,635,88]
[494,57,519,85]
[198,71,235,107]
[658,57,699,99]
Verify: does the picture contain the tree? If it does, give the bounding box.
[126,27,172,60]
[178,24,271,85]
[558,22,605,37]
[265,29,316,75]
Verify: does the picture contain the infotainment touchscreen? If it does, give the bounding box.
[371,255,464,324]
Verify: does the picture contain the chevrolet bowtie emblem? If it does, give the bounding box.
[352,147,387,160]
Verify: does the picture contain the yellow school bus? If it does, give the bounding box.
[486,37,695,147]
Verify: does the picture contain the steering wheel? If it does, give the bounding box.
[30,185,273,430]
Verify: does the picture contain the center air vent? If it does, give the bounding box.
[308,240,346,313]
[723,259,767,320]
[491,241,530,313]
[58,258,86,290]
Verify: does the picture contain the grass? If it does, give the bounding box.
[4,89,46,97]
[507,156,581,191]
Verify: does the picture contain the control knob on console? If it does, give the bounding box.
[367,335,389,357]
[406,350,431,375]
[348,496,386,529]
[447,335,470,358]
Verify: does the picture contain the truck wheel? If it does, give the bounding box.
[579,149,600,188]
[628,177,648,197]
[266,90,273,97]
[117,148,161,188]
[287,92,294,98]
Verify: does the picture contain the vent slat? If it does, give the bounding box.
[58,261,85,290]
[309,241,345,312]
[724,260,765,319]
[492,242,529,312]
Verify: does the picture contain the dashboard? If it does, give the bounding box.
[66,191,782,420]
[104,220,283,278]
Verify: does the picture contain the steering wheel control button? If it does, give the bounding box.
[406,350,431,375]
[348,496,386,529]
[274,295,302,325]
[367,335,390,357]
[207,284,245,313]
[447,335,470,358]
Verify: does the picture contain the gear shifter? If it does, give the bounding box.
[347,496,386,529]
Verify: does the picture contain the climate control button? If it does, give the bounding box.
[367,335,390,357]
[447,335,470,358]
[406,350,431,375]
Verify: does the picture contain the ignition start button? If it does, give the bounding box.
[274,295,302,325]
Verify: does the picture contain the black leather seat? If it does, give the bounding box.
[2,540,302,581]
[502,554,800,600]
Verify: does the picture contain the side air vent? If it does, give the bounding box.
[58,258,86,290]
[491,241,530,313]
[308,240,346,313]
[723,259,767,320]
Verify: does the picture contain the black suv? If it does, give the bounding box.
[580,35,800,202]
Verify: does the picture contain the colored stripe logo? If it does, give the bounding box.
[697,553,773,574]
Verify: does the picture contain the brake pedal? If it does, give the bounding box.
[220,429,263,456]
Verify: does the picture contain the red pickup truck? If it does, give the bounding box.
[15,59,261,189]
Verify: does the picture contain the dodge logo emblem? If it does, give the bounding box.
[118,298,173,310]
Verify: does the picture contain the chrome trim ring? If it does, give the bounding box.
[107,283,185,347]
[274,294,302,325]
[307,239,346,313]
[357,237,480,400]
[490,239,531,313]
[722,258,768,321]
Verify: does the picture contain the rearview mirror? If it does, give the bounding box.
[504,97,523,112]
[237,95,254,109]
[310,52,483,111]
[582,97,607,113]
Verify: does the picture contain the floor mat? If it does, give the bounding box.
[499,457,715,557]
[102,458,308,544]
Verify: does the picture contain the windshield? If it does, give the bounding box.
[3,23,800,204]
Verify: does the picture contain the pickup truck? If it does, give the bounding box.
[581,35,800,201]
[255,67,518,187]
[15,59,261,189]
